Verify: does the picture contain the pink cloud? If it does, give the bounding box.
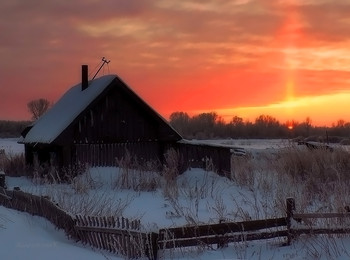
[1,0,350,124]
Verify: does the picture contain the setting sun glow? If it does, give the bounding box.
[1,1,350,126]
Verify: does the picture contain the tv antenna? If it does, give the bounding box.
[92,57,110,80]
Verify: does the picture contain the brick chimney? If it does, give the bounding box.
[81,65,88,91]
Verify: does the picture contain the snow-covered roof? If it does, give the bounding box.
[21,75,116,144]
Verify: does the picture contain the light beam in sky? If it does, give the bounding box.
[1,0,350,125]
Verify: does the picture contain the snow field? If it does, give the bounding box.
[2,138,350,259]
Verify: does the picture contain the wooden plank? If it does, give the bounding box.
[110,216,116,228]
[74,225,148,237]
[101,217,112,252]
[101,216,106,228]
[86,216,97,247]
[94,217,103,249]
[159,217,287,240]
[92,232,100,249]
[120,233,126,256]
[103,230,112,252]
[294,213,350,219]
[116,216,120,228]
[99,217,110,251]
[89,216,99,248]
[115,234,122,254]
[108,233,116,253]
[293,228,350,235]
[159,230,288,249]
[97,231,104,250]
[79,216,90,244]
[126,232,131,258]
[75,215,85,243]
[121,217,125,229]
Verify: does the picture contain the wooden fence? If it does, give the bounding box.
[286,198,350,241]
[0,188,157,259]
[158,197,350,254]
[0,188,76,238]
[158,217,288,249]
[2,190,350,260]
[75,215,158,259]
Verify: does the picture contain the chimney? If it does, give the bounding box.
[81,65,88,91]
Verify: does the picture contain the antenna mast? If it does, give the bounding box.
[92,57,110,80]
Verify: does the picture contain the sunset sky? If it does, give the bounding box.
[1,0,350,126]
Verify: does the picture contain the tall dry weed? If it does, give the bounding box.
[162,148,181,199]
[230,144,350,214]
[114,150,161,192]
[230,156,254,188]
[1,153,26,177]
[273,146,350,196]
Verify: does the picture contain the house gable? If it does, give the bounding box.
[54,77,182,145]
[21,75,116,144]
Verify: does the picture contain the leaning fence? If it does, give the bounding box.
[286,197,350,241]
[1,189,350,260]
[158,217,288,249]
[0,188,156,259]
[74,215,158,259]
[0,189,76,237]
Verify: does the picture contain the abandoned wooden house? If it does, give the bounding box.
[20,66,236,176]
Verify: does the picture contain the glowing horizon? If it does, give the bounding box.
[1,1,350,126]
[208,92,350,126]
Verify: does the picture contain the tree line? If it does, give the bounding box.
[0,98,50,138]
[1,108,350,141]
[0,120,31,138]
[169,111,350,141]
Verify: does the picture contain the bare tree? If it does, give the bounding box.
[27,98,50,120]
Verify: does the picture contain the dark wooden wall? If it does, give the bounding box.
[74,142,232,176]
[74,142,165,167]
[24,144,63,168]
[70,82,171,145]
[170,142,232,177]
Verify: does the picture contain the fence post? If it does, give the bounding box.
[146,232,159,260]
[286,197,295,245]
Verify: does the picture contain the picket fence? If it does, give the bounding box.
[2,189,350,260]
[0,188,76,237]
[0,188,156,259]
[74,215,158,259]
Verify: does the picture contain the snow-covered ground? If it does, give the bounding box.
[0,137,23,155]
[0,206,122,260]
[2,138,350,259]
[2,202,350,260]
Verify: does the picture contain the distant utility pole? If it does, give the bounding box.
[92,57,110,80]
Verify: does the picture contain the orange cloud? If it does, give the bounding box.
[1,0,350,126]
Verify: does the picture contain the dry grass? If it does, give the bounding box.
[114,150,161,192]
[1,153,26,177]
[230,144,350,214]
[5,142,350,259]
[162,148,181,199]
[5,143,350,259]
[231,156,255,188]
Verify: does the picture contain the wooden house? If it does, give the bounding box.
[20,66,237,176]
[20,66,182,170]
